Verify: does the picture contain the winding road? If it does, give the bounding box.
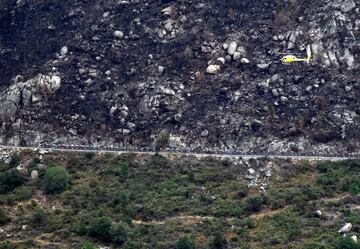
[0,145,359,161]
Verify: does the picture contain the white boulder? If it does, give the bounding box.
[114,30,124,39]
[60,46,68,56]
[227,41,238,55]
[338,223,352,233]
[206,65,220,74]
[351,235,357,243]
[314,210,322,216]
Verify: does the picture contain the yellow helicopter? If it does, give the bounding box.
[280,45,312,64]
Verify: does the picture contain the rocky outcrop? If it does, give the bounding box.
[0,74,61,123]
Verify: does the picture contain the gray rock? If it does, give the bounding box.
[342,49,354,69]
[161,6,173,16]
[201,129,209,137]
[270,74,280,83]
[351,235,357,243]
[201,46,212,53]
[12,119,21,131]
[341,0,356,13]
[31,170,39,180]
[338,223,352,233]
[278,34,285,41]
[158,66,165,74]
[161,87,175,96]
[114,30,124,39]
[240,58,250,64]
[164,22,173,32]
[314,210,322,217]
[22,88,32,106]
[69,129,77,136]
[122,129,131,135]
[216,57,225,65]
[60,46,68,56]
[206,65,220,74]
[272,89,279,97]
[233,52,241,60]
[174,113,182,122]
[287,32,297,49]
[258,80,269,92]
[0,85,22,122]
[227,41,238,55]
[127,122,136,129]
[345,86,352,92]
[257,63,270,69]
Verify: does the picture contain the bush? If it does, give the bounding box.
[31,208,46,225]
[119,163,129,180]
[155,130,170,152]
[245,196,264,212]
[123,241,138,249]
[341,177,360,195]
[0,169,25,194]
[334,237,360,249]
[11,186,33,201]
[9,153,21,167]
[211,231,227,249]
[0,208,10,225]
[110,223,128,244]
[75,223,88,236]
[80,241,96,249]
[42,167,70,194]
[88,216,112,242]
[175,236,195,249]
[84,152,95,160]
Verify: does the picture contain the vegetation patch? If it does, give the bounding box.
[0,152,359,249]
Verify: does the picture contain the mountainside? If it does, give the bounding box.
[0,0,359,155]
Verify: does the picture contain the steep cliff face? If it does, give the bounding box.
[0,0,359,155]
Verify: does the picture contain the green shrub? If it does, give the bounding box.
[245,196,264,212]
[110,223,128,244]
[123,241,138,249]
[11,186,33,201]
[155,130,170,152]
[31,208,46,225]
[0,208,10,225]
[0,169,25,194]
[334,237,360,249]
[119,163,129,180]
[9,153,21,167]
[317,170,344,193]
[302,242,327,249]
[27,158,40,172]
[88,216,112,242]
[80,241,96,249]
[108,163,130,180]
[42,167,70,194]
[211,231,227,249]
[84,152,95,160]
[341,177,360,195]
[175,236,195,249]
[75,222,88,236]
[236,185,249,199]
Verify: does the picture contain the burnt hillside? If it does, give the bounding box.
[0,0,359,155]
